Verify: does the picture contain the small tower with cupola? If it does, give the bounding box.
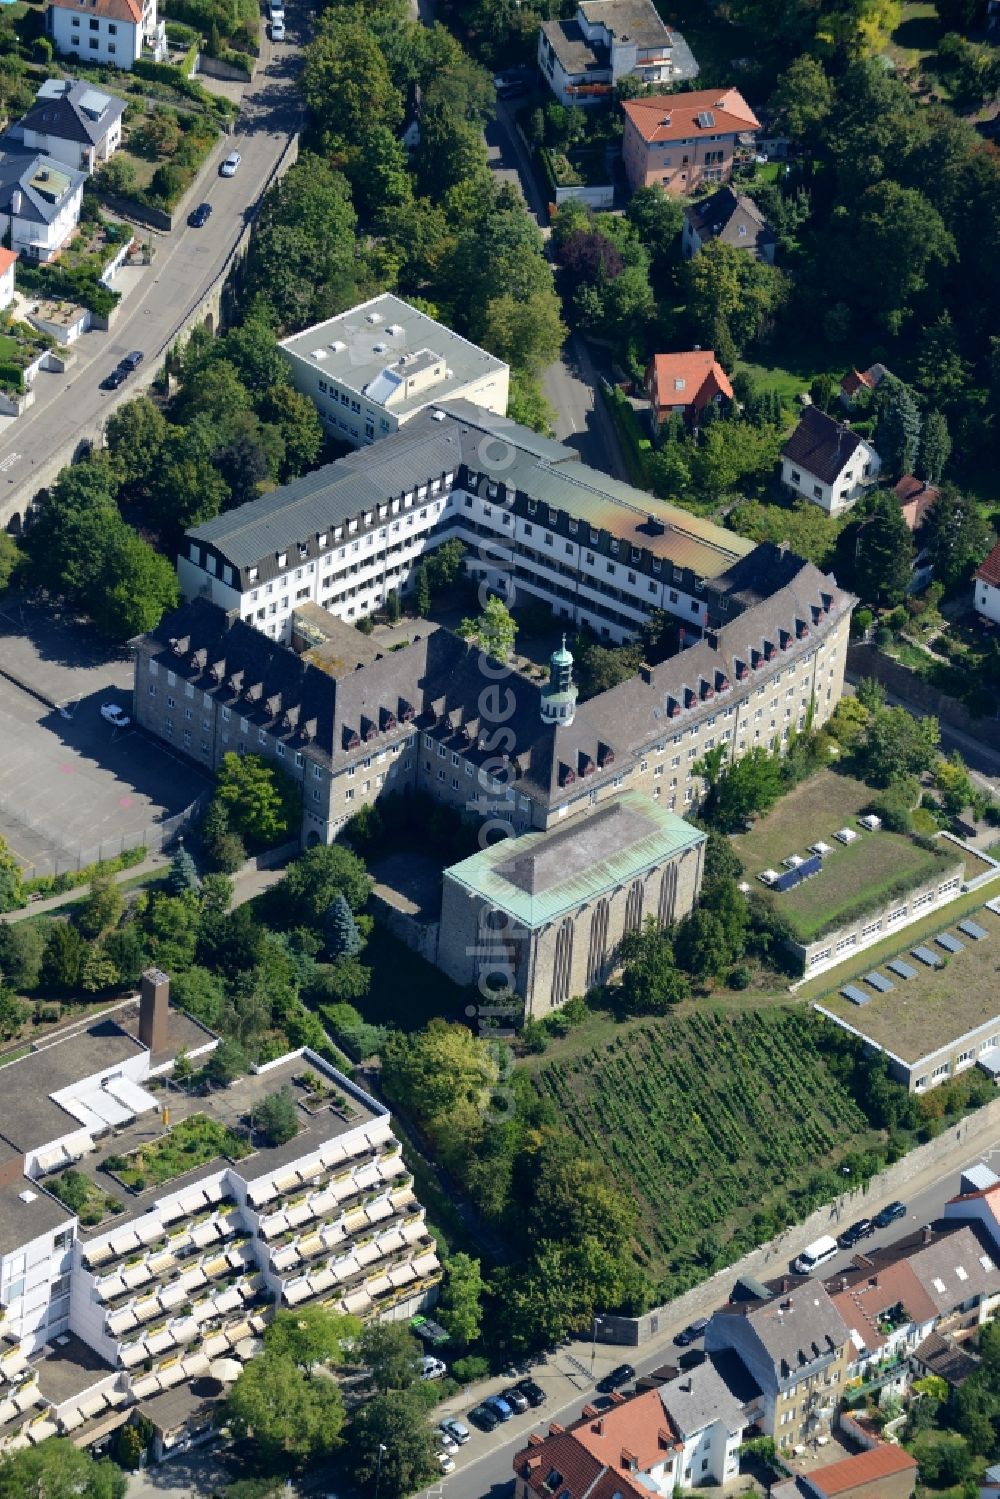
[540,635,578,727]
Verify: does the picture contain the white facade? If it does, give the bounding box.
[975,576,1000,626]
[21,117,122,175]
[781,437,881,516]
[49,5,142,66]
[538,2,677,107]
[0,255,15,310]
[0,180,83,263]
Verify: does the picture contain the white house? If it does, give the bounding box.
[781,405,881,514]
[0,150,86,262]
[974,541,1000,626]
[537,0,698,107]
[657,1359,747,1488]
[17,80,125,175]
[47,0,165,69]
[0,248,16,310]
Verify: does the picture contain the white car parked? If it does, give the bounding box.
[100,703,130,729]
[420,1354,447,1381]
[271,16,285,39]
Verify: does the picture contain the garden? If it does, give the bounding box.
[529,1006,880,1286]
[46,1166,126,1227]
[0,317,57,395]
[105,1112,252,1192]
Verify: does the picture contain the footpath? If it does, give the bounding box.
[0,854,287,925]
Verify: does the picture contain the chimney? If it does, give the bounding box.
[921,1224,933,1244]
[139,967,170,1054]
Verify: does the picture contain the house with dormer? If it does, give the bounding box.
[17,79,125,174]
[622,87,759,194]
[646,350,733,428]
[0,148,86,261]
[781,406,881,514]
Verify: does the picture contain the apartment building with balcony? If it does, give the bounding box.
[622,88,759,195]
[537,0,698,108]
[0,974,439,1459]
[48,0,165,69]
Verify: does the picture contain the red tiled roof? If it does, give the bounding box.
[623,87,759,144]
[828,1261,938,1357]
[810,1442,917,1497]
[976,540,1000,589]
[514,1392,680,1498]
[649,351,733,413]
[0,248,17,277]
[51,0,142,24]
[893,475,939,532]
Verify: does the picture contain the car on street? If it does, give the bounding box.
[100,703,130,728]
[515,1377,546,1408]
[597,1362,635,1394]
[119,350,144,372]
[838,1218,875,1249]
[101,367,127,390]
[420,1355,446,1381]
[501,1385,529,1414]
[493,70,528,99]
[874,1200,907,1228]
[483,1394,514,1422]
[220,150,241,177]
[674,1318,709,1347]
[436,1452,455,1474]
[439,1418,470,1445]
[271,16,284,38]
[468,1404,499,1432]
[189,202,212,228]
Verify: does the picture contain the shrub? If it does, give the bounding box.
[256,1086,298,1146]
[728,964,753,990]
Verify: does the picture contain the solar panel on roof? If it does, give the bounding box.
[913,946,943,967]
[696,110,716,128]
[865,972,894,993]
[959,919,988,940]
[771,852,821,892]
[936,933,964,954]
[842,985,871,1006]
[887,958,917,980]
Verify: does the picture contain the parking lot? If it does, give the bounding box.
[0,602,209,876]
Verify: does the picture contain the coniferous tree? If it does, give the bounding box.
[325,893,362,959]
[167,841,202,897]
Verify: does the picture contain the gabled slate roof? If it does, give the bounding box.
[19,79,124,148]
[685,186,776,256]
[0,149,86,225]
[782,406,870,487]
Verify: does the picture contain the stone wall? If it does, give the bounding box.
[596,1093,1000,1347]
[368,889,440,966]
[847,645,1000,747]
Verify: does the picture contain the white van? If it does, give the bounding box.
[792,1234,839,1275]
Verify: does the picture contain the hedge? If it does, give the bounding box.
[0,362,24,394]
[21,846,148,902]
[16,261,119,317]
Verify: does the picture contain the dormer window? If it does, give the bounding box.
[247,566,258,582]
[277,552,287,567]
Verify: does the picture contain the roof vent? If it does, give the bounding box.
[373,342,387,354]
[431,410,446,422]
[387,323,404,335]
[329,340,346,353]
[366,311,383,325]
[19,1189,37,1204]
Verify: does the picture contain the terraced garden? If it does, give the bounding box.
[531,1008,881,1288]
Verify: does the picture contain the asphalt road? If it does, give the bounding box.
[419,1136,1000,1499]
[0,13,302,518]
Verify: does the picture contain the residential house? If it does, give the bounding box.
[894,475,939,534]
[514,1389,685,1497]
[646,351,733,428]
[47,0,165,69]
[839,364,887,409]
[16,79,125,175]
[622,87,760,195]
[278,294,509,450]
[910,1329,981,1390]
[0,248,16,310]
[537,0,698,109]
[981,1461,1000,1499]
[771,1443,918,1499]
[781,406,881,514]
[705,1280,852,1449]
[681,186,776,262]
[655,1353,754,1487]
[974,540,1000,627]
[0,150,86,262]
[944,1179,1000,1254]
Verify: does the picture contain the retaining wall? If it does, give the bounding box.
[847,644,1000,745]
[369,890,440,965]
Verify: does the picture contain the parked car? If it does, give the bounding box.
[100,703,130,728]
[189,202,212,228]
[838,1218,875,1249]
[271,17,284,38]
[674,1317,709,1347]
[436,1428,458,1453]
[483,1394,513,1422]
[501,1385,529,1414]
[119,350,144,372]
[874,1201,907,1228]
[516,1377,546,1408]
[468,1404,499,1432]
[420,1355,446,1381]
[101,367,127,390]
[220,151,241,177]
[439,1418,470,1445]
[493,73,527,99]
[436,1452,455,1474]
[597,1363,635,1394]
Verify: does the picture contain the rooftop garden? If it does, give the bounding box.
[46,1167,126,1227]
[105,1113,252,1192]
[0,317,57,394]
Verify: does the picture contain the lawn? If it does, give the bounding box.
[817,904,1000,1063]
[732,769,955,944]
[0,335,18,361]
[529,1006,880,1287]
[882,1,944,70]
[109,1113,251,1191]
[734,358,827,422]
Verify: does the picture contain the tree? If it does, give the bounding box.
[216,753,301,847]
[0,1438,127,1499]
[204,1035,247,1087]
[459,596,518,662]
[437,1253,485,1348]
[325,892,362,958]
[413,563,431,617]
[708,746,785,831]
[167,842,202,897]
[616,921,691,1014]
[350,1391,438,1495]
[244,155,362,329]
[921,488,994,592]
[683,240,787,354]
[40,923,86,994]
[0,837,24,914]
[481,289,565,376]
[674,908,729,980]
[79,943,119,994]
[859,705,940,786]
[256,1086,298,1146]
[76,875,125,939]
[0,533,22,595]
[258,386,323,481]
[223,1352,345,1467]
[304,13,403,145]
[842,183,955,329]
[381,1020,499,1136]
[850,490,914,607]
[934,752,974,819]
[0,922,45,991]
[625,186,684,280]
[90,529,179,642]
[917,408,951,484]
[104,397,168,488]
[269,843,372,929]
[770,54,834,143]
[263,1306,361,1370]
[358,1320,421,1393]
[873,376,922,476]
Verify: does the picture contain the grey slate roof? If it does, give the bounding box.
[19,79,124,147]
[782,406,868,488]
[0,148,86,225]
[714,1280,849,1381]
[657,1353,749,1437]
[686,186,775,256]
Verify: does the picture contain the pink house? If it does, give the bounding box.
[622,87,760,195]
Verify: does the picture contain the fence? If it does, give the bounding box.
[4,789,211,881]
